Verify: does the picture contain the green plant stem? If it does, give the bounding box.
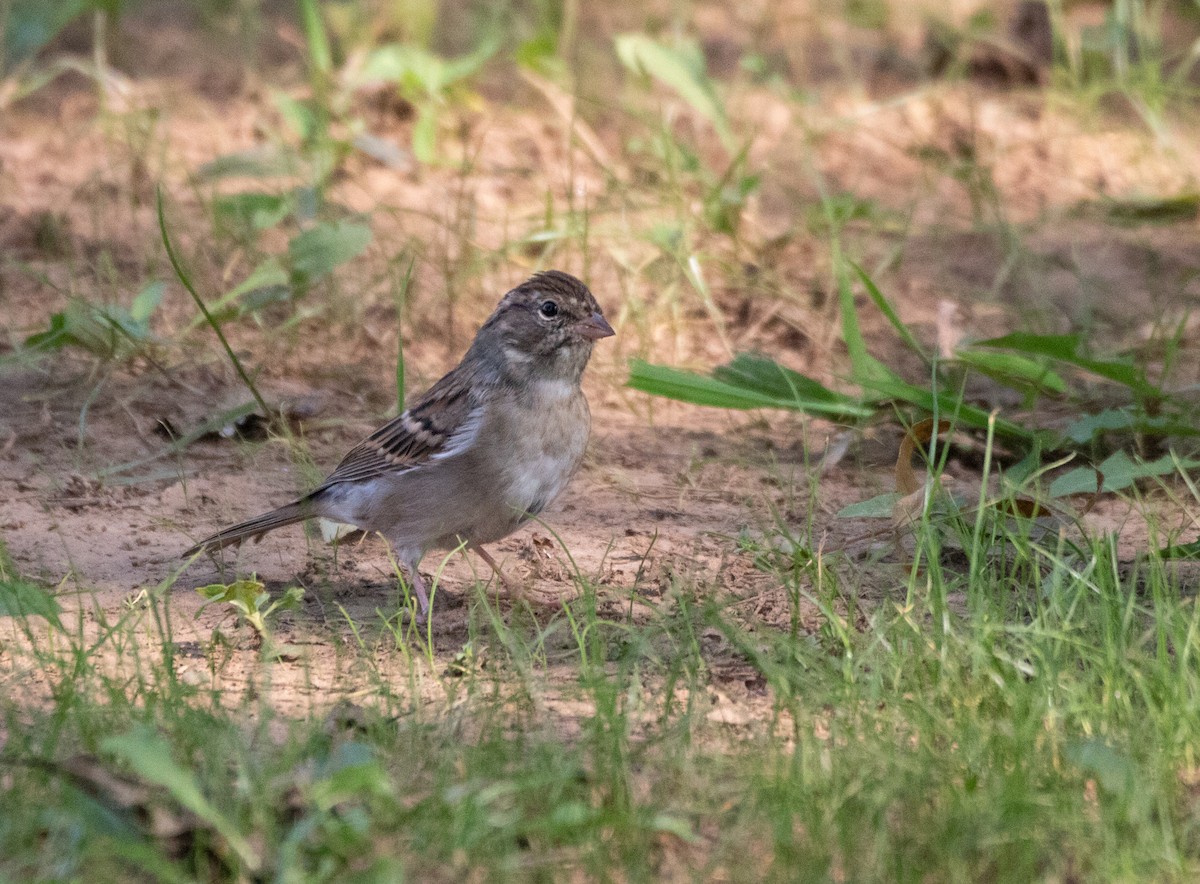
[395,255,416,412]
[156,187,270,417]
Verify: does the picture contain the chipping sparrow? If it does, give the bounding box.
[183,270,614,622]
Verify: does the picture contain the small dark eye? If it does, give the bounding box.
[539,300,559,318]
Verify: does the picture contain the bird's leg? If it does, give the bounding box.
[400,561,430,624]
[384,534,431,624]
[469,544,522,598]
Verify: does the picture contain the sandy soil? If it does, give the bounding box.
[3,3,1200,716]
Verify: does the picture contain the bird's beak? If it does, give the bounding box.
[575,311,615,341]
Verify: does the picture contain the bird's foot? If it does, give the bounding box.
[469,544,526,600]
[400,568,431,625]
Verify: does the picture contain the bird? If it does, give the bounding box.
[183,270,614,623]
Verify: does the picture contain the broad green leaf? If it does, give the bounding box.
[1048,450,1200,497]
[198,578,268,612]
[1159,536,1200,560]
[58,301,117,354]
[411,106,438,165]
[272,91,319,142]
[287,220,372,283]
[440,37,500,86]
[195,146,300,181]
[213,192,291,233]
[262,585,304,619]
[310,742,390,809]
[197,578,270,632]
[237,286,291,313]
[228,258,289,299]
[1104,192,1199,224]
[628,359,871,418]
[23,298,157,358]
[360,44,443,92]
[629,361,809,410]
[856,370,1037,444]
[197,578,301,637]
[101,302,158,344]
[954,348,1067,394]
[615,33,734,150]
[23,312,69,351]
[712,354,865,409]
[631,353,1035,441]
[297,0,332,77]
[1065,738,1134,798]
[4,0,87,68]
[358,40,495,96]
[651,813,698,841]
[1062,409,1199,446]
[0,578,62,627]
[837,255,1038,443]
[976,332,1081,360]
[516,33,561,74]
[837,493,903,519]
[1062,409,1136,445]
[197,258,290,324]
[974,332,1157,395]
[129,281,165,324]
[102,726,260,870]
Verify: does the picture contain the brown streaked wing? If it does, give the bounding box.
[317,371,482,488]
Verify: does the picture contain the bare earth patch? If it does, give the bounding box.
[3,9,1200,729]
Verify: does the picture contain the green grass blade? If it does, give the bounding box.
[156,187,270,418]
[394,254,415,412]
[975,332,1158,395]
[629,359,873,418]
[835,245,893,384]
[850,259,930,363]
[712,354,861,407]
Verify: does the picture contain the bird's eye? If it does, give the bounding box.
[538,300,559,319]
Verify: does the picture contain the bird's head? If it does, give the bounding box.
[474,270,614,384]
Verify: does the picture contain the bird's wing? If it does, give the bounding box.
[317,368,486,488]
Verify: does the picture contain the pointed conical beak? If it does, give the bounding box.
[576,311,615,341]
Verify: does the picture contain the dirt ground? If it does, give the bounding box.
[3,4,1200,715]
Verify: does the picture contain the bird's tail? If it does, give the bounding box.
[182,500,312,558]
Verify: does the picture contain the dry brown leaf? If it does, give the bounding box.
[895,418,952,495]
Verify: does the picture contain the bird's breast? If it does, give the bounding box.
[493,383,590,521]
